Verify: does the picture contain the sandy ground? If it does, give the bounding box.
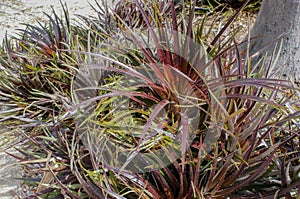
[0,0,100,41]
[0,151,23,198]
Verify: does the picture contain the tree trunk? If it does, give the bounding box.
[249,0,300,82]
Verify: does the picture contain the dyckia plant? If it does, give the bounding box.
[0,0,299,198]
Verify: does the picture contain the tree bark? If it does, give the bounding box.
[249,0,300,82]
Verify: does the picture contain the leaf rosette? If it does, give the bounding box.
[72,27,226,173]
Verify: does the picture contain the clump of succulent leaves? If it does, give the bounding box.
[0,0,299,198]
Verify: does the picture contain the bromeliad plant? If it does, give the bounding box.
[0,0,299,198]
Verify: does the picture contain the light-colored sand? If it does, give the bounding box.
[0,151,22,198]
[0,0,100,41]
